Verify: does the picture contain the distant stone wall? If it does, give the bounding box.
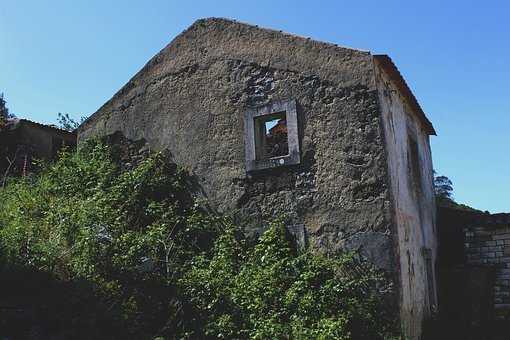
[464,213,510,319]
[0,119,76,179]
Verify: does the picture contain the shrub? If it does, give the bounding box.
[0,140,400,339]
[180,221,398,339]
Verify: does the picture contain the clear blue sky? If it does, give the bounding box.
[1,0,509,212]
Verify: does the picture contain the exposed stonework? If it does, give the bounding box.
[78,18,437,339]
[464,213,510,320]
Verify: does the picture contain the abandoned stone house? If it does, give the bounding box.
[78,18,437,339]
[0,118,76,179]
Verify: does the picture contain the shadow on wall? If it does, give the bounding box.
[433,205,510,340]
[103,131,210,207]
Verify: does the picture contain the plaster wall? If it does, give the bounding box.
[375,60,437,339]
[17,124,74,159]
[18,126,53,159]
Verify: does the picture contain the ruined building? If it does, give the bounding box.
[437,205,510,338]
[0,118,76,180]
[78,18,437,339]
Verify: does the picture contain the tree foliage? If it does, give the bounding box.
[0,140,400,339]
[0,93,9,129]
[0,93,9,119]
[434,173,453,200]
[57,112,87,131]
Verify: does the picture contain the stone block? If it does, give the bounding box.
[467,247,480,254]
[495,280,510,287]
[499,268,510,275]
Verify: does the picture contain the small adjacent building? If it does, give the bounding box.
[438,205,510,336]
[0,118,76,178]
[78,18,437,339]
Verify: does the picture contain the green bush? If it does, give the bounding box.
[180,222,399,340]
[0,140,400,339]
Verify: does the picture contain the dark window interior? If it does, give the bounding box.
[408,135,422,195]
[254,112,288,160]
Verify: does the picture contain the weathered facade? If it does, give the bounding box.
[375,57,438,337]
[78,18,437,339]
[0,118,76,180]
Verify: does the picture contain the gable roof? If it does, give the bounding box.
[2,118,76,138]
[79,17,435,136]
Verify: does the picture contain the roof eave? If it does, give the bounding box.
[373,54,436,136]
[18,119,77,137]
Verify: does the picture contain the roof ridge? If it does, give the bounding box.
[18,118,77,135]
[191,17,370,53]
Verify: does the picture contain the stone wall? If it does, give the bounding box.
[78,18,396,271]
[0,119,76,179]
[464,213,510,319]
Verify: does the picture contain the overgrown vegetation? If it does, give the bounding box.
[0,140,400,339]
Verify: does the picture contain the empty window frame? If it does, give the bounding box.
[244,99,300,172]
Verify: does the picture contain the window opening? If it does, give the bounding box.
[254,112,288,160]
[243,99,300,172]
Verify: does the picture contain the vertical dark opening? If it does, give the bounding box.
[408,134,422,196]
[425,255,436,308]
